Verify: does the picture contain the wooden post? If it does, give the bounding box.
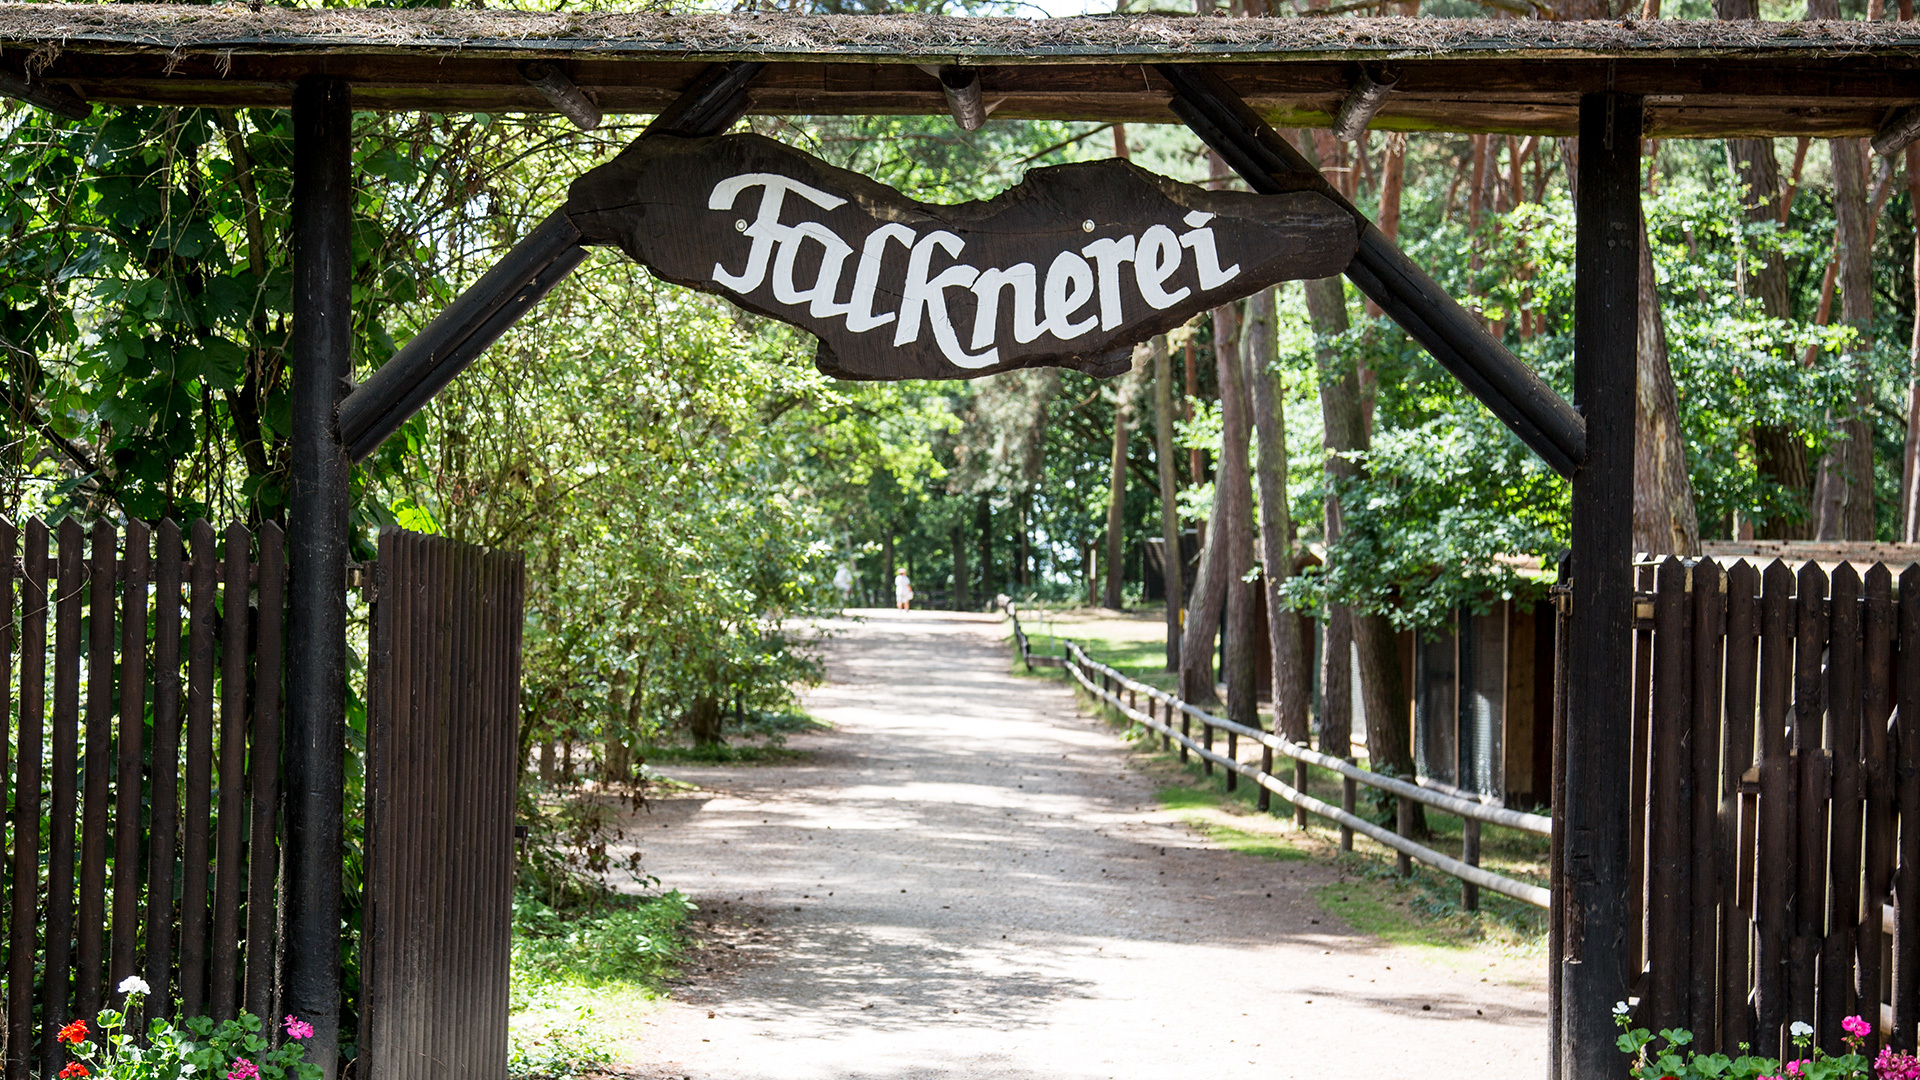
[1463,818,1481,912]
[1396,787,1413,876]
[1258,746,1272,812]
[1339,773,1353,848]
[284,74,353,1080]
[1559,91,1642,1080]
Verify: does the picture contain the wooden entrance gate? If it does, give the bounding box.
[361,528,525,1080]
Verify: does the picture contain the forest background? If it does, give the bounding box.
[0,0,1901,808]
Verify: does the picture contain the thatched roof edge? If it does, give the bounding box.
[0,5,1916,63]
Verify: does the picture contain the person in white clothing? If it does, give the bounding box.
[894,569,913,611]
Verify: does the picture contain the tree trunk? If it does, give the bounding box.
[977,493,993,600]
[1218,302,1258,735]
[537,740,555,783]
[1812,136,1877,541]
[1185,338,1205,490]
[1180,305,1241,706]
[1105,351,1143,609]
[882,531,895,595]
[951,525,971,611]
[1354,612,1419,829]
[1904,143,1920,541]
[1723,127,1812,539]
[1244,289,1310,743]
[1634,216,1702,556]
[1304,274,1355,761]
[1153,335,1185,671]
[689,695,723,747]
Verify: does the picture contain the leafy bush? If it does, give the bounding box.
[511,890,693,994]
[506,1008,614,1080]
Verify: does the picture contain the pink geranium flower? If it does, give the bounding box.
[1844,1014,1873,1038]
[284,1015,315,1041]
[227,1060,259,1080]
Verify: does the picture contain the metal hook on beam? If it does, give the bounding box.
[519,61,601,131]
[1331,65,1398,143]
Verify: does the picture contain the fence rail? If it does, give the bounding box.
[1006,606,1552,910]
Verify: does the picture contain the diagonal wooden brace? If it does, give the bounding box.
[338,61,765,462]
[1158,63,1587,479]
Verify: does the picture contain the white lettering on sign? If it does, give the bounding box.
[706,174,1242,370]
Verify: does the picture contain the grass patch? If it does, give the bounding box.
[1156,785,1308,861]
[510,891,695,1078]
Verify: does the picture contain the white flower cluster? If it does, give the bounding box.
[1791,1020,1814,1039]
[118,975,151,997]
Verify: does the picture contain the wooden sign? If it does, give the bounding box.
[565,133,1357,381]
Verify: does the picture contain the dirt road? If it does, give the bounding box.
[624,609,1547,1080]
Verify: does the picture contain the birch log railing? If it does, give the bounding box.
[1005,608,1552,910]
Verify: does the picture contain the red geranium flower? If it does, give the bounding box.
[58,1063,87,1078]
[56,1019,87,1045]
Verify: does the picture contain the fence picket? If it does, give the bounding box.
[179,519,217,1016]
[244,523,285,1019]
[1721,559,1761,1053]
[1824,564,1865,1046]
[77,519,115,1022]
[1898,565,1920,1051]
[1863,564,1896,1052]
[210,522,252,1021]
[45,517,85,1071]
[145,519,185,1008]
[8,520,42,1080]
[1792,561,1830,1039]
[1649,555,1693,1031]
[112,520,149,1004]
[1690,557,1724,1041]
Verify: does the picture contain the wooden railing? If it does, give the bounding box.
[1004,605,1550,910]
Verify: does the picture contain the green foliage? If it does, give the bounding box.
[511,891,693,994]
[60,986,320,1080]
[506,1009,614,1080]
[1613,1010,1888,1080]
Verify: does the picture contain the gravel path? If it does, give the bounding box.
[622,609,1546,1080]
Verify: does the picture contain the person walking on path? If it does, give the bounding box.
[894,568,914,610]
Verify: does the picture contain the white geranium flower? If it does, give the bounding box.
[1791,1021,1814,1038]
[1612,1001,1630,1015]
[118,975,151,997]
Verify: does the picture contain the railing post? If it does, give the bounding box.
[1181,710,1191,762]
[1258,746,1272,812]
[1226,729,1238,792]
[1397,787,1414,876]
[1339,773,1354,849]
[1463,818,1481,911]
[1203,718,1214,776]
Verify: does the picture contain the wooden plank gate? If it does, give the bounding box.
[361,528,524,1080]
[0,517,286,1080]
[1632,555,1920,1060]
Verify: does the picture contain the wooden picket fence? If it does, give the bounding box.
[0,518,285,1080]
[1633,555,1920,1060]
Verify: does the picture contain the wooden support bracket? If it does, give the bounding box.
[1331,65,1397,142]
[519,62,601,131]
[1158,62,1587,478]
[0,70,87,121]
[1873,104,1920,157]
[336,60,764,462]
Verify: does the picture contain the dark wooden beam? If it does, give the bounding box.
[1560,90,1642,1080]
[1160,62,1586,478]
[338,61,764,463]
[9,46,1920,135]
[284,73,353,1080]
